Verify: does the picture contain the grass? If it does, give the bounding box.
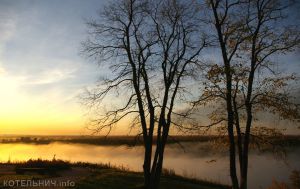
[267,170,300,189]
[71,161,229,189]
[74,167,229,189]
[14,158,71,170]
[0,159,229,189]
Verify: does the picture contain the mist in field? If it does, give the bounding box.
[0,139,299,189]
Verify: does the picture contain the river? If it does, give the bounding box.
[0,142,299,188]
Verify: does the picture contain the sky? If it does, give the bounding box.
[0,0,299,136]
[0,0,110,135]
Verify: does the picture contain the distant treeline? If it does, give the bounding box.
[0,135,216,146]
[1,135,300,147]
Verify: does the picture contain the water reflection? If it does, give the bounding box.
[0,142,299,188]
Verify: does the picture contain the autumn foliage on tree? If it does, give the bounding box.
[195,0,300,188]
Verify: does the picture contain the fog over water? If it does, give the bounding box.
[0,142,299,189]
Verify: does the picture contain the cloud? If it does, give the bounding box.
[0,0,104,99]
[0,66,5,75]
[0,10,16,54]
[0,0,109,134]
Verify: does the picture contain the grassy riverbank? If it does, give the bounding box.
[0,159,229,189]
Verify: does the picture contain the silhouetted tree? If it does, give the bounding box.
[201,1,249,188]
[195,0,300,188]
[237,1,299,188]
[81,0,207,188]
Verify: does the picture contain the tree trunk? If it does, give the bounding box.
[233,96,244,179]
[147,122,169,189]
[151,152,164,189]
[240,55,255,189]
[228,122,239,189]
[240,107,252,189]
[225,66,239,189]
[143,137,152,188]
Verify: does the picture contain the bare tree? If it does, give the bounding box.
[196,0,300,189]
[81,0,207,188]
